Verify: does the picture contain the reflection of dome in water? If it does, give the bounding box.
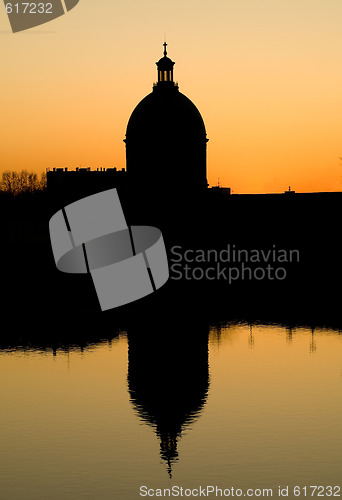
[124,43,209,193]
[127,318,209,477]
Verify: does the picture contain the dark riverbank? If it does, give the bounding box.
[1,189,341,342]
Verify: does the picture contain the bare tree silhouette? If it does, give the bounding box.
[0,170,46,195]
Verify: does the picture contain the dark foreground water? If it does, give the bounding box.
[1,323,341,500]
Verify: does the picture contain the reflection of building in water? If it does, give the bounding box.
[286,327,293,343]
[248,324,255,348]
[310,328,317,353]
[127,317,209,477]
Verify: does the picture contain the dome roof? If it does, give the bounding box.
[126,88,207,139]
[156,55,175,70]
[124,44,208,193]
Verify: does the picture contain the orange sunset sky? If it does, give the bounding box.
[1,0,342,193]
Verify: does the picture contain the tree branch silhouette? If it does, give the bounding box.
[0,170,46,195]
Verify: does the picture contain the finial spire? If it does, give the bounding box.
[163,41,167,57]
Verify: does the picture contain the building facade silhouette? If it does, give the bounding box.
[47,44,209,205]
[124,43,209,194]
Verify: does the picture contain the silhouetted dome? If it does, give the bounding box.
[126,90,207,141]
[156,55,174,69]
[124,44,208,193]
[127,318,209,478]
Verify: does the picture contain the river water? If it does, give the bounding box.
[1,322,341,499]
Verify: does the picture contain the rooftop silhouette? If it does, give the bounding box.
[47,44,208,203]
[1,44,342,330]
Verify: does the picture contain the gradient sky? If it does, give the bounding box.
[1,0,342,193]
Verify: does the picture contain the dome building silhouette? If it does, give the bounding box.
[127,317,210,478]
[124,43,209,195]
